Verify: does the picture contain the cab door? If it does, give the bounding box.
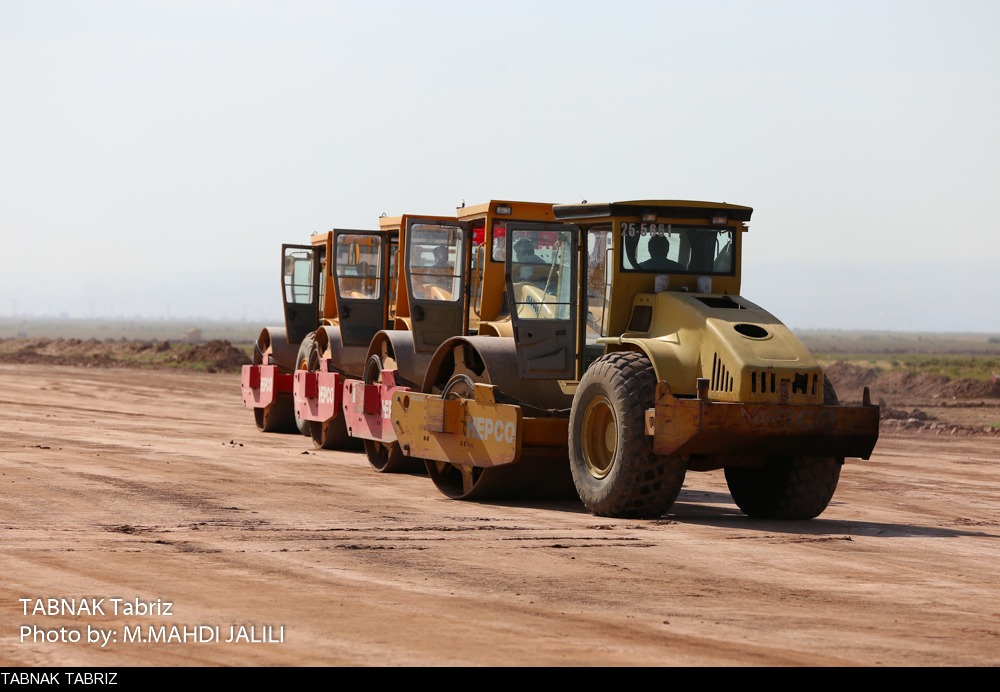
[506,222,579,380]
[332,229,390,346]
[405,218,470,353]
[281,243,320,345]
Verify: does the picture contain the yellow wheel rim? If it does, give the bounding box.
[581,394,616,479]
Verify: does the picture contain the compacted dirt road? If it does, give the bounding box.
[1,364,997,667]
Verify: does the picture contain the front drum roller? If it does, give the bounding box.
[293,332,317,437]
[252,326,298,434]
[362,331,425,474]
[421,336,577,502]
[568,350,687,518]
[305,327,362,451]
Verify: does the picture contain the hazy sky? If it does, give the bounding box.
[2,1,998,331]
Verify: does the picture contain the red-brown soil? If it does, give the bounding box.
[0,346,997,667]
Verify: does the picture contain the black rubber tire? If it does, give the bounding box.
[293,333,316,437]
[568,351,687,518]
[724,376,844,520]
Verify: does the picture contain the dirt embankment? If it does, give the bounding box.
[824,361,1000,437]
[825,361,1000,400]
[0,337,249,373]
[0,337,997,437]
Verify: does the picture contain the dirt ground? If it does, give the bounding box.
[1,360,998,667]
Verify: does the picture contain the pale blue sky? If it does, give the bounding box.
[1,1,998,331]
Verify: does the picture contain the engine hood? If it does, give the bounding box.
[613,291,825,403]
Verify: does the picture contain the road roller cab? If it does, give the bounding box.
[289,227,400,451]
[344,201,565,474]
[337,211,467,471]
[457,200,560,338]
[240,229,370,434]
[392,200,880,519]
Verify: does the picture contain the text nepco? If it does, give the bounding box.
[647,381,880,459]
[391,383,549,466]
[293,365,344,423]
[241,364,291,409]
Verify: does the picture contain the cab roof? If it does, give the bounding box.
[552,200,753,222]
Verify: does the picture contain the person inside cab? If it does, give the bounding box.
[514,237,544,266]
[514,237,548,283]
[639,234,685,272]
[431,245,450,268]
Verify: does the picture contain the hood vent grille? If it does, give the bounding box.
[710,353,734,393]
